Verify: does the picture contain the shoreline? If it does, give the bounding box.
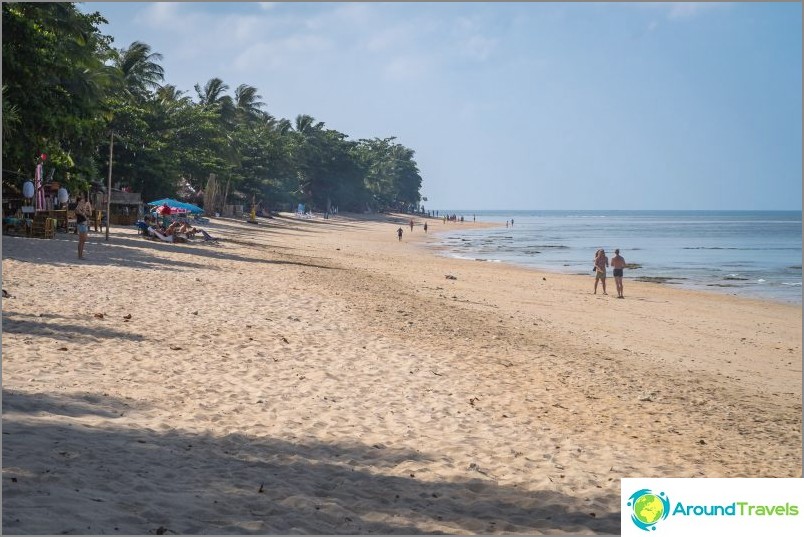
[408,215,800,308]
[424,211,802,306]
[2,212,801,534]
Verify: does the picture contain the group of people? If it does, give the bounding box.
[593,248,626,298]
[146,215,200,239]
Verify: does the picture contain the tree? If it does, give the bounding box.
[2,2,115,192]
[234,83,265,123]
[113,40,164,101]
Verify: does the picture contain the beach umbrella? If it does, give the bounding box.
[156,204,189,215]
[147,198,204,214]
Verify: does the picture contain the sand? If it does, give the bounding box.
[2,212,801,535]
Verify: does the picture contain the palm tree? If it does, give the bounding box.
[294,114,324,134]
[156,84,192,107]
[234,83,265,122]
[194,77,231,107]
[114,41,164,100]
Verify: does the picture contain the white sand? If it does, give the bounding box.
[2,213,801,534]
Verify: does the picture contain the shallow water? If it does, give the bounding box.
[430,210,802,304]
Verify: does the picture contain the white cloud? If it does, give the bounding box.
[138,3,183,28]
[668,2,710,19]
[233,34,333,72]
[383,55,433,82]
[459,34,498,62]
[638,2,731,21]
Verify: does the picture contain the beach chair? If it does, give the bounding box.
[199,229,220,243]
[147,226,174,243]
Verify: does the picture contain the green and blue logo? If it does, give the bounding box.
[627,489,671,531]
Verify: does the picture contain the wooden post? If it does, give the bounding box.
[222,178,230,216]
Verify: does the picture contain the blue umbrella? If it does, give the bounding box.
[146,198,204,214]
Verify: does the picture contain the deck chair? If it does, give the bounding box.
[199,229,220,243]
[147,226,174,243]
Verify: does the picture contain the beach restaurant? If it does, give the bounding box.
[2,170,143,237]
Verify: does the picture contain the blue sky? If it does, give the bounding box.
[80,2,802,211]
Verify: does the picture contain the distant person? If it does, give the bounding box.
[511,218,514,226]
[593,248,609,295]
[505,220,508,228]
[75,195,92,260]
[611,249,626,299]
[423,222,428,233]
[397,227,403,241]
[409,218,414,231]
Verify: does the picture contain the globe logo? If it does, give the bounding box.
[627,489,670,531]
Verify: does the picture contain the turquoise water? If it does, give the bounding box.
[429,210,802,304]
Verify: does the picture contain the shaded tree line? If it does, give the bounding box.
[2,2,423,213]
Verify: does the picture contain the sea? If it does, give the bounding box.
[429,210,803,305]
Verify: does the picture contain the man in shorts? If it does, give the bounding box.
[611,248,626,298]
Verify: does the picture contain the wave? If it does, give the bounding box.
[683,247,801,251]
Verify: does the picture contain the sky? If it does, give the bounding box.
[78,2,802,211]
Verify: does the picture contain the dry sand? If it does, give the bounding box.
[2,212,801,535]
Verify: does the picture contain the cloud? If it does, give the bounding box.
[233,34,333,72]
[449,14,500,62]
[458,34,498,62]
[639,2,731,21]
[383,55,433,82]
[137,3,184,28]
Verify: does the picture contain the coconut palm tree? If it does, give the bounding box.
[294,114,324,134]
[155,84,193,111]
[194,77,231,107]
[234,83,265,122]
[114,41,164,100]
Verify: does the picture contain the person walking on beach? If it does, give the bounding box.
[593,248,609,295]
[397,227,403,241]
[611,248,626,298]
[423,222,428,233]
[75,195,92,260]
[409,218,414,232]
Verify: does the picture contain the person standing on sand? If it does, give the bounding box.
[397,227,403,241]
[409,219,414,231]
[593,248,609,295]
[423,222,428,233]
[611,248,626,298]
[75,195,92,260]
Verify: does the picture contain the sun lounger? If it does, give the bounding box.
[147,226,174,242]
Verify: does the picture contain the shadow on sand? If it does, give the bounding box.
[3,390,619,535]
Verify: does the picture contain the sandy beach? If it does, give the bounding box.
[2,212,801,535]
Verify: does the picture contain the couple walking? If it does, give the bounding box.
[594,248,626,298]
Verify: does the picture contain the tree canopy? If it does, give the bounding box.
[2,2,424,213]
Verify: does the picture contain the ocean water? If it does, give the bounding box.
[429,211,802,305]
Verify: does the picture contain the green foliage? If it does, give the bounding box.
[2,2,425,212]
[2,2,113,193]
